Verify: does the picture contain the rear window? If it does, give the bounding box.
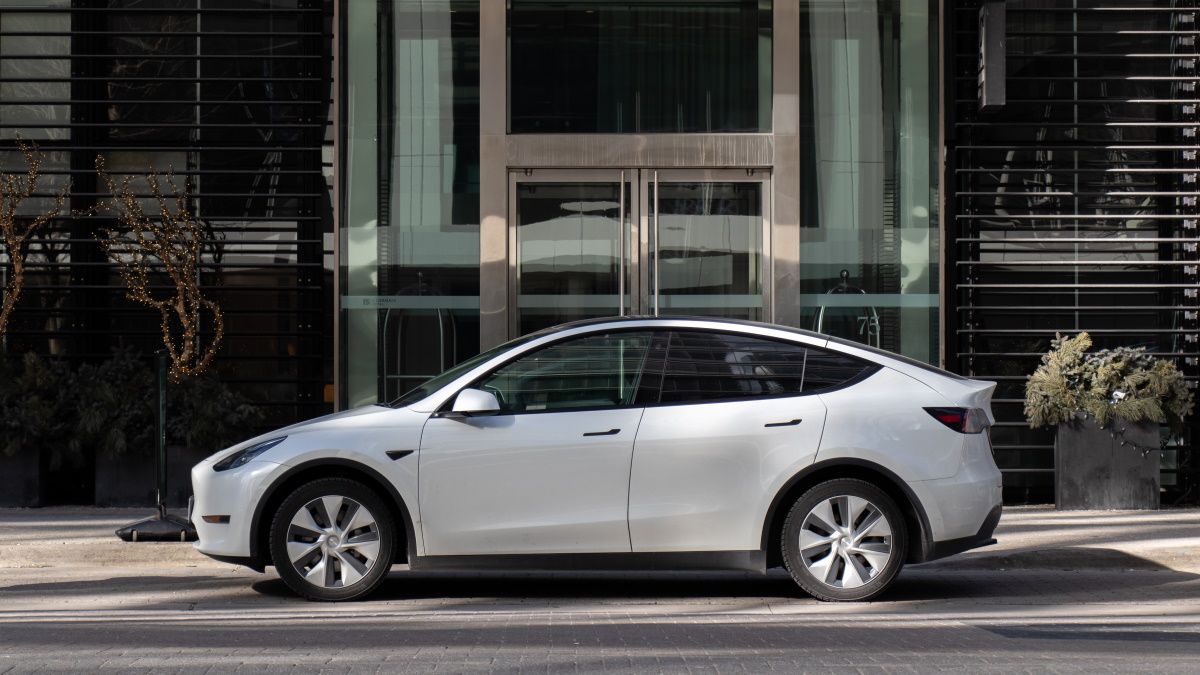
[824,334,967,381]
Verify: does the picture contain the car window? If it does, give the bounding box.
[802,346,876,392]
[659,331,807,404]
[388,332,542,408]
[475,331,653,413]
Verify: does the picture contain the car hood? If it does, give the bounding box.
[203,405,420,466]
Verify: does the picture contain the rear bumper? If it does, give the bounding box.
[922,504,1001,563]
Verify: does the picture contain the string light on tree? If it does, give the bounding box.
[94,156,224,382]
[0,139,68,336]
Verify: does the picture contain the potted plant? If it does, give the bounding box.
[1025,332,1194,509]
[165,373,262,506]
[0,353,77,506]
[81,349,157,506]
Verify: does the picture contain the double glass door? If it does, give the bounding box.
[510,169,770,335]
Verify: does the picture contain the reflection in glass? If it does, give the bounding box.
[343,0,481,406]
[509,0,771,133]
[654,182,763,321]
[517,182,624,334]
[797,0,937,363]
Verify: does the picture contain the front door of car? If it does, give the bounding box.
[418,330,656,556]
[629,330,866,552]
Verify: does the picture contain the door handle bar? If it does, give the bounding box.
[583,428,621,437]
[764,419,802,428]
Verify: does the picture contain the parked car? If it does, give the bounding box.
[192,317,1002,602]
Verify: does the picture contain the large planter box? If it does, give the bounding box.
[1055,416,1160,510]
[95,445,209,507]
[0,450,41,507]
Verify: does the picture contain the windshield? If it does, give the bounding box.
[388,333,542,408]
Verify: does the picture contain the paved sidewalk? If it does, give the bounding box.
[2,505,1198,572]
[2,506,1200,672]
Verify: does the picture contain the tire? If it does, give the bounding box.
[268,477,396,601]
[780,478,907,602]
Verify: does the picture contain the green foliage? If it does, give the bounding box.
[1024,332,1195,432]
[0,353,76,467]
[167,373,262,453]
[74,347,155,459]
[0,350,263,461]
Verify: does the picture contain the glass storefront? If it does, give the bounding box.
[341,0,940,407]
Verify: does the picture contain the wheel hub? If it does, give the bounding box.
[798,494,893,590]
[285,495,381,589]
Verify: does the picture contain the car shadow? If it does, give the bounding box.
[246,552,1200,605]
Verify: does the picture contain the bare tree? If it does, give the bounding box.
[94,156,224,381]
[0,140,67,336]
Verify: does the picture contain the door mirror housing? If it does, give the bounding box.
[450,388,501,417]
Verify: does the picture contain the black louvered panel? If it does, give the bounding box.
[950,0,1200,504]
[0,0,334,428]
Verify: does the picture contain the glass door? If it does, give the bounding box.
[508,169,769,337]
[643,169,770,322]
[509,170,635,335]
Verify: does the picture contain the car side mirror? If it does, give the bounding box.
[450,388,501,417]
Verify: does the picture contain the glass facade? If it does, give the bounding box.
[341,0,940,407]
[796,0,938,364]
[509,0,772,133]
[343,0,481,406]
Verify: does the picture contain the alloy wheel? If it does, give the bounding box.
[798,494,893,589]
[286,495,381,588]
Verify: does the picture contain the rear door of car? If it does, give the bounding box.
[627,329,833,552]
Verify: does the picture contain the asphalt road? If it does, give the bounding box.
[2,564,1200,673]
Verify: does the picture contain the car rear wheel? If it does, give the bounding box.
[268,477,395,601]
[781,478,906,602]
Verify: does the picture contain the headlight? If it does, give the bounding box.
[212,437,287,472]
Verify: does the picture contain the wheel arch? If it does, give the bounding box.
[761,458,933,567]
[248,458,417,571]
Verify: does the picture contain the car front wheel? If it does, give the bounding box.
[781,478,906,602]
[268,477,396,601]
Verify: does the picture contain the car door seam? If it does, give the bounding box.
[626,406,648,552]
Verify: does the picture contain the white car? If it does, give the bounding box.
[192,317,1003,602]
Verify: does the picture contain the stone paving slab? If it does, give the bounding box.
[2,506,1200,672]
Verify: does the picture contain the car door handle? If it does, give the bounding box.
[583,428,621,437]
[764,418,802,428]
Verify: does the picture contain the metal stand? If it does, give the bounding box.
[115,353,197,542]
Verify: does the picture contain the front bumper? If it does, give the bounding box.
[190,459,282,561]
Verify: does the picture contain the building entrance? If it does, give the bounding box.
[507,169,771,336]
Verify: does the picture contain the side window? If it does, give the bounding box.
[802,347,874,392]
[475,331,652,413]
[659,331,807,404]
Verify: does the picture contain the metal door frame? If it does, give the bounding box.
[507,169,639,338]
[641,168,773,323]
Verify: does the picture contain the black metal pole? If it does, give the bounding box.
[114,353,196,542]
[156,351,168,519]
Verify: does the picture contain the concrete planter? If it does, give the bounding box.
[93,451,155,507]
[1054,415,1160,510]
[0,449,41,507]
[94,445,207,507]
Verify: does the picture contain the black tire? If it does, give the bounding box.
[780,478,907,602]
[269,477,396,601]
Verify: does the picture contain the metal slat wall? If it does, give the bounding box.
[950,0,1199,504]
[0,1,334,454]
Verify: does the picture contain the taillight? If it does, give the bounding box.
[924,407,990,434]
